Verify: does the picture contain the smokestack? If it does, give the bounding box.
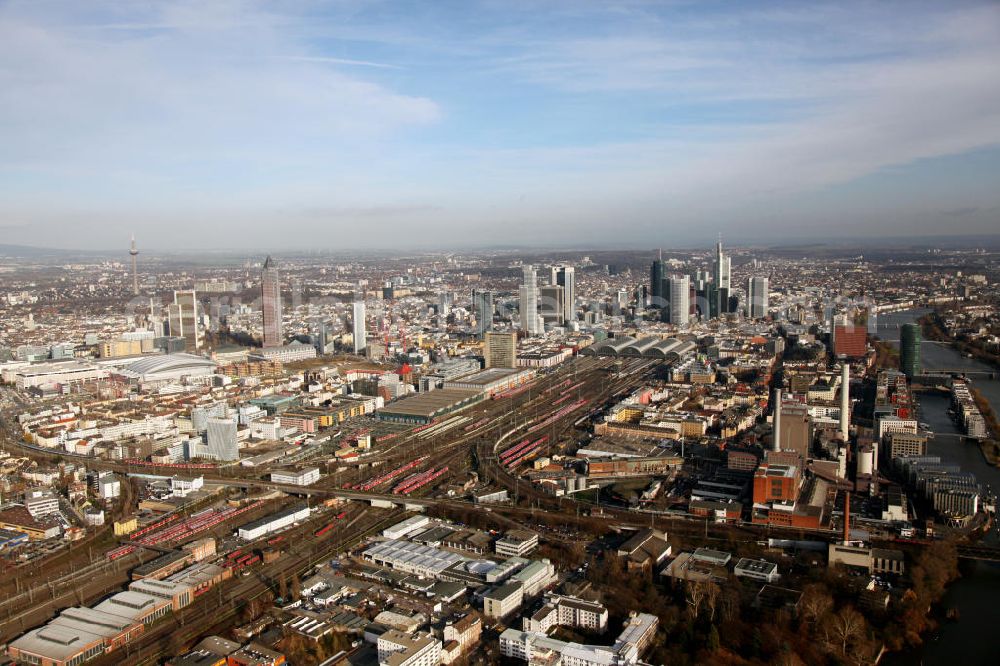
[843,491,851,545]
[840,362,850,440]
[772,389,782,452]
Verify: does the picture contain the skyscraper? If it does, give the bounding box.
[713,239,731,316]
[261,256,282,348]
[539,285,565,325]
[556,266,575,324]
[748,276,769,319]
[668,275,690,326]
[650,254,665,307]
[473,289,495,337]
[314,321,328,355]
[171,290,200,351]
[352,301,367,354]
[129,235,139,296]
[519,264,541,335]
[900,323,921,377]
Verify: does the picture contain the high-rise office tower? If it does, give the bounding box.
[473,289,495,337]
[900,323,921,378]
[519,264,542,335]
[129,235,139,296]
[171,290,201,351]
[484,332,517,369]
[556,266,575,324]
[206,416,238,461]
[352,301,367,354]
[314,321,328,355]
[714,239,731,316]
[668,275,690,326]
[748,276,769,319]
[650,253,665,307]
[539,285,565,325]
[261,256,282,348]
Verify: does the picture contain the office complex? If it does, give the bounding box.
[261,256,282,348]
[353,301,367,354]
[484,332,517,369]
[556,265,575,324]
[473,289,495,337]
[205,416,238,461]
[900,323,921,377]
[668,276,690,326]
[169,290,200,351]
[833,319,868,358]
[748,276,769,319]
[519,265,542,335]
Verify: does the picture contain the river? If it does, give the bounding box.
[875,310,1000,666]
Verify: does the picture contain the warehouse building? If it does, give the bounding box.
[442,367,535,398]
[363,539,469,578]
[270,467,320,486]
[237,504,310,541]
[376,389,482,425]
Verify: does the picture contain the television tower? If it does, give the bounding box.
[129,235,140,295]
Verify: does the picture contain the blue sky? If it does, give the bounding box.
[1,0,999,250]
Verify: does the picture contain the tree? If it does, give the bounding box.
[704,582,721,622]
[720,584,741,623]
[706,625,720,652]
[800,584,834,627]
[826,606,866,657]
[686,580,706,620]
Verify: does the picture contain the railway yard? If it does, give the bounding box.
[0,355,677,662]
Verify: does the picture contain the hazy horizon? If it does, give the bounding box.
[2,1,999,250]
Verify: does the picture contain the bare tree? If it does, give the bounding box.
[686,580,706,620]
[704,582,721,622]
[801,584,834,626]
[826,606,867,657]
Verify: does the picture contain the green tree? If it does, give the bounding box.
[706,625,720,652]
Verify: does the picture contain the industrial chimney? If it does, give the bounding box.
[772,389,782,452]
[840,361,850,440]
[843,491,851,545]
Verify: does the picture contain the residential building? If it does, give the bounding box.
[377,630,441,666]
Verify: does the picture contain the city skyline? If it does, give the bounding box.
[1,1,999,250]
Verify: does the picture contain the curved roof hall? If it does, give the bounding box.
[123,353,217,376]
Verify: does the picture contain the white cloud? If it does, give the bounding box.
[0,1,439,173]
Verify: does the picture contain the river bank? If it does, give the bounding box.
[876,310,1000,666]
